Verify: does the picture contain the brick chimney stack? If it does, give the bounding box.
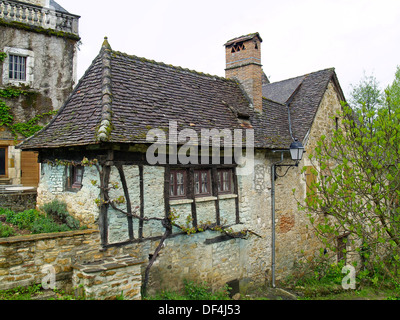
[225,33,263,113]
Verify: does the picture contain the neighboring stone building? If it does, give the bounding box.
[19,33,346,292]
[0,0,80,187]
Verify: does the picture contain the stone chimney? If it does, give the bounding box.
[225,33,263,112]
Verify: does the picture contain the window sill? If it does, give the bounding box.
[218,194,238,200]
[170,199,194,206]
[170,194,238,205]
[195,196,218,203]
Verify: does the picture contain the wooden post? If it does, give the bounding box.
[116,164,134,241]
[188,168,198,228]
[233,167,240,224]
[211,168,221,225]
[139,165,145,239]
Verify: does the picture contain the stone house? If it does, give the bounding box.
[18,32,346,292]
[0,0,79,188]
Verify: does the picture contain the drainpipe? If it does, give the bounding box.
[271,151,285,288]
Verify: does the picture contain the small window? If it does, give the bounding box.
[170,170,187,199]
[194,170,211,197]
[9,55,27,81]
[337,235,348,263]
[66,165,84,191]
[231,42,246,53]
[217,169,233,194]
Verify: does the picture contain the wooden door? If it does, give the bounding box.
[21,151,40,187]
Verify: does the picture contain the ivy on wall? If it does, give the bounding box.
[0,87,56,141]
[0,52,7,62]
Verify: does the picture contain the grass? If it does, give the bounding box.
[147,280,232,300]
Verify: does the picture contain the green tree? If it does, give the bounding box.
[301,69,400,282]
[349,72,383,113]
[386,66,400,111]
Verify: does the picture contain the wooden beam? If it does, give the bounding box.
[164,166,171,219]
[99,164,111,247]
[116,164,134,241]
[233,167,240,224]
[211,168,221,225]
[188,168,198,228]
[139,165,145,239]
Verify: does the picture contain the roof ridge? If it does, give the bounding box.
[97,37,113,142]
[265,68,335,86]
[111,50,233,83]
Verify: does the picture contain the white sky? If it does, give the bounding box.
[61,0,400,98]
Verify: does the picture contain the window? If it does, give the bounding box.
[337,235,348,263]
[9,55,27,81]
[170,168,235,199]
[0,148,6,177]
[66,165,84,191]
[194,170,211,197]
[217,169,233,194]
[170,170,187,199]
[2,47,34,86]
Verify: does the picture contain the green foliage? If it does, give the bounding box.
[29,216,71,234]
[0,52,6,62]
[0,222,16,238]
[5,209,40,230]
[386,66,400,110]
[0,88,56,140]
[0,284,42,300]
[40,199,81,230]
[301,67,400,282]
[149,280,231,300]
[0,203,84,237]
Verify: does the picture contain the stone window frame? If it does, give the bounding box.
[2,47,35,87]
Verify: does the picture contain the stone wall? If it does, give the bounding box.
[0,192,36,212]
[0,230,101,291]
[72,256,144,300]
[273,80,346,282]
[37,151,275,293]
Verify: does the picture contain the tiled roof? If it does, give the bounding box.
[262,68,342,143]
[18,39,342,152]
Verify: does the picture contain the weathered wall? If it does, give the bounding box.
[37,151,274,293]
[0,23,79,185]
[0,230,101,291]
[273,80,346,282]
[0,26,78,113]
[0,192,36,212]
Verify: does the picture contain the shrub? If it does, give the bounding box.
[30,216,71,234]
[5,209,40,230]
[0,222,15,238]
[40,199,81,230]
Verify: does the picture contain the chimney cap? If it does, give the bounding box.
[224,32,263,47]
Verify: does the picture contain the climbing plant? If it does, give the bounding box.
[0,87,57,141]
[0,52,7,62]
